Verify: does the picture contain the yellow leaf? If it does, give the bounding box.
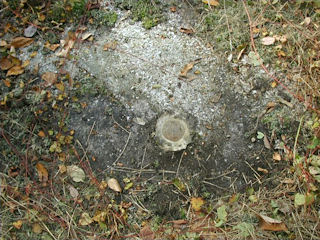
[79,212,93,226]
[191,197,205,211]
[93,211,107,222]
[21,60,30,68]
[55,82,65,92]
[6,65,24,76]
[32,223,42,234]
[13,220,23,229]
[30,51,38,57]
[36,163,48,185]
[271,81,277,88]
[59,164,67,173]
[202,0,219,6]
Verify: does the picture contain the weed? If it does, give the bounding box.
[115,0,166,29]
[88,9,118,27]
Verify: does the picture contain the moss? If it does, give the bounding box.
[115,0,166,29]
[88,9,118,27]
[48,0,87,23]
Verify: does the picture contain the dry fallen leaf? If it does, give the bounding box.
[56,36,75,57]
[93,211,107,222]
[273,152,281,161]
[3,79,11,87]
[103,41,117,51]
[13,220,23,229]
[44,42,60,51]
[67,165,85,182]
[79,212,93,226]
[261,36,275,46]
[32,223,42,234]
[258,214,288,231]
[202,0,219,6]
[68,185,79,199]
[0,57,13,70]
[6,65,24,76]
[24,25,37,38]
[191,197,205,211]
[11,37,34,48]
[81,32,93,41]
[139,225,155,240]
[257,167,269,174]
[36,162,48,186]
[263,134,271,149]
[107,178,122,192]
[42,72,57,86]
[179,62,194,78]
[38,130,46,137]
[180,27,194,34]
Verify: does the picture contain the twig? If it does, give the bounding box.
[293,116,304,162]
[202,181,226,191]
[139,147,147,177]
[112,132,131,166]
[176,151,186,177]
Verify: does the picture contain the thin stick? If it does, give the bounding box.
[176,151,185,177]
[202,181,226,191]
[113,132,131,166]
[139,147,147,177]
[293,116,304,162]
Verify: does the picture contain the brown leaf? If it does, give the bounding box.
[56,36,75,57]
[170,6,177,12]
[0,57,13,70]
[44,42,60,51]
[179,62,194,77]
[36,163,48,186]
[107,178,122,192]
[11,37,34,48]
[202,0,219,6]
[42,72,57,86]
[139,225,155,240]
[3,79,11,87]
[180,27,194,35]
[258,214,288,231]
[273,152,281,161]
[103,41,117,51]
[263,134,271,149]
[6,65,24,76]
